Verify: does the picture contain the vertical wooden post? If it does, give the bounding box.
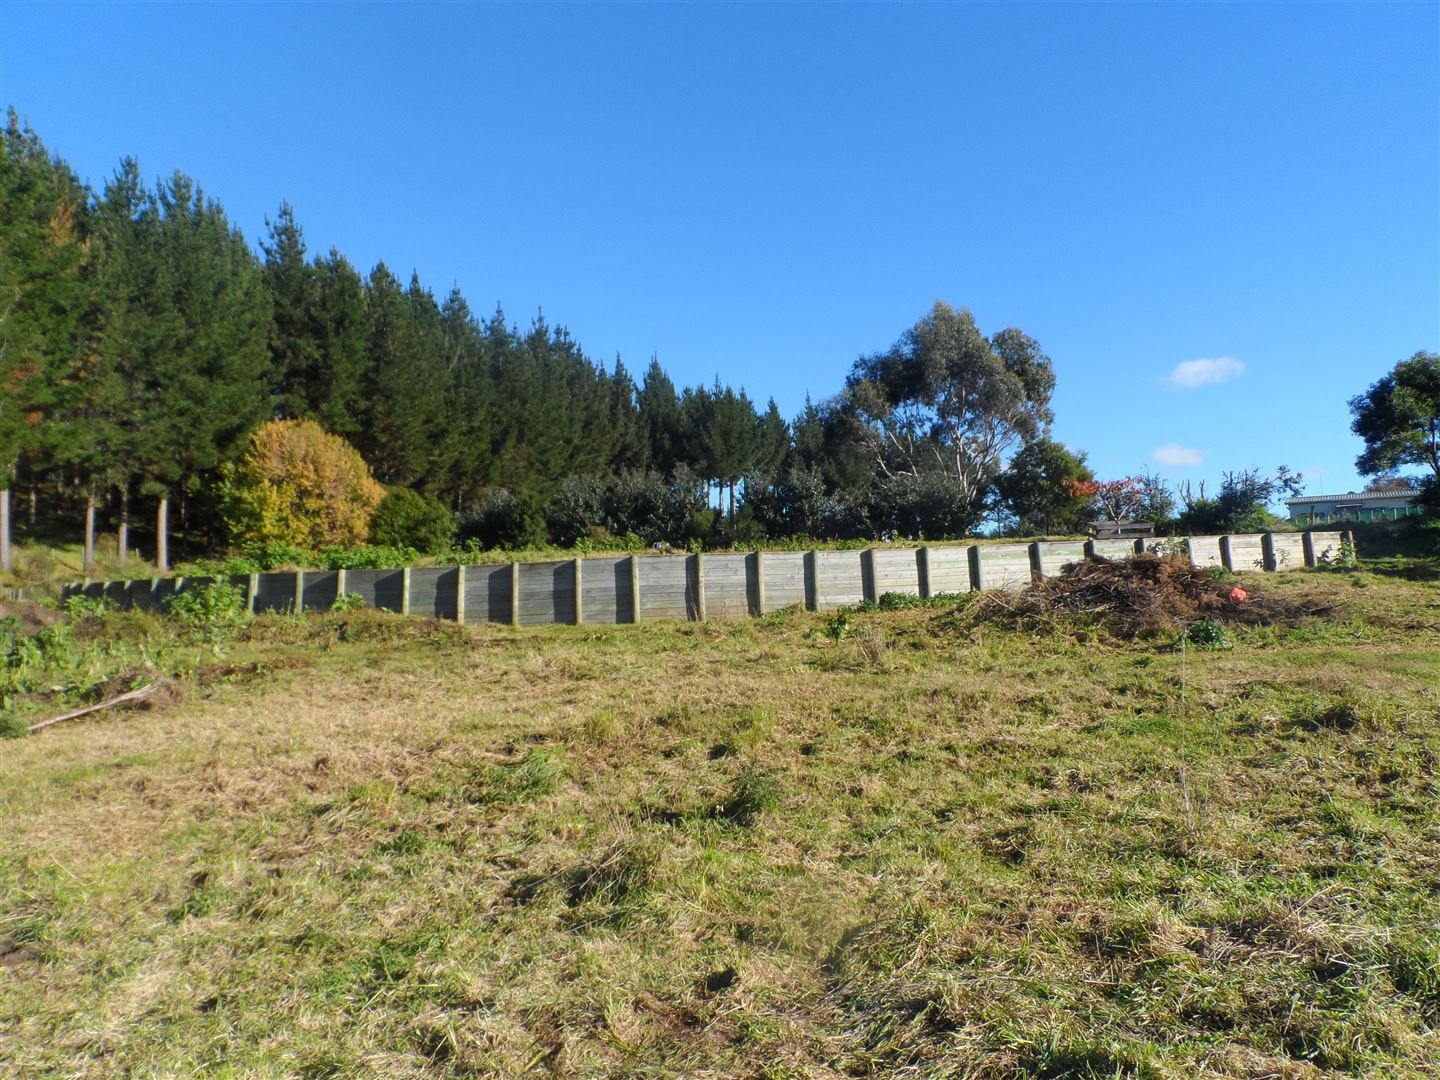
[630,554,641,623]
[83,494,96,571]
[401,567,411,616]
[336,567,347,606]
[510,561,520,626]
[117,483,129,564]
[694,552,706,621]
[805,549,820,611]
[1219,536,1235,572]
[753,550,766,616]
[156,496,169,573]
[918,547,932,599]
[573,557,584,625]
[247,573,259,614]
[967,545,982,592]
[1261,533,1278,572]
[295,569,305,613]
[0,487,11,573]
[1027,542,1043,584]
[1301,531,1317,568]
[455,565,465,624]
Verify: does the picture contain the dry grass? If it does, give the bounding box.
[1,563,1438,1077]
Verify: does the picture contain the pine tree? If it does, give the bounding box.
[0,111,86,570]
[260,202,319,421]
[137,172,272,569]
[638,357,683,474]
[310,249,368,438]
[357,266,449,487]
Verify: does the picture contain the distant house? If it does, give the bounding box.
[1287,483,1422,524]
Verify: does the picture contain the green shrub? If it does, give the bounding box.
[371,488,455,554]
[330,592,366,613]
[720,767,781,824]
[1183,620,1232,650]
[62,594,113,619]
[317,545,419,570]
[167,581,248,628]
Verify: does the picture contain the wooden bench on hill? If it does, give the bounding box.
[1086,519,1155,540]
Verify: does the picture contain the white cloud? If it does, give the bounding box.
[1165,356,1245,389]
[1152,443,1205,467]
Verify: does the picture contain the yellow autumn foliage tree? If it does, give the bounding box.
[221,420,384,550]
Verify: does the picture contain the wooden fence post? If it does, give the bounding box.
[805,549,820,611]
[918,547,932,599]
[754,550,765,616]
[510,561,520,626]
[401,567,411,616]
[1302,531,1317,567]
[294,569,305,613]
[455,565,465,624]
[1219,536,1235,572]
[1261,533,1278,572]
[630,554,642,623]
[247,573,258,614]
[573,557,584,625]
[336,568,347,607]
[966,545,982,592]
[694,552,706,621]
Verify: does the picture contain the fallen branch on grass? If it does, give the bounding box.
[27,681,169,734]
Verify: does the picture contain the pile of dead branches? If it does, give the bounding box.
[970,554,1333,638]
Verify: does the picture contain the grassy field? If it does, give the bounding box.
[1,561,1437,1077]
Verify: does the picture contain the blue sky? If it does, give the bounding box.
[3,1,1436,505]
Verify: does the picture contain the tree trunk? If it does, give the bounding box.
[0,488,10,574]
[117,483,129,563]
[156,496,169,573]
[83,487,96,571]
[26,484,35,529]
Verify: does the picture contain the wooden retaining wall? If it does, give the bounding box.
[62,530,1352,626]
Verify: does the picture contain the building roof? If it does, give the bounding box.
[1287,488,1419,507]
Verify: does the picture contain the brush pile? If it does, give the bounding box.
[973,554,1331,638]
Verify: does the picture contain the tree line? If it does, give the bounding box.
[15,109,1414,574]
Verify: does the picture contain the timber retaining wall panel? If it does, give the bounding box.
[927,547,973,593]
[638,555,695,621]
[971,544,1034,591]
[1306,531,1347,565]
[518,561,575,626]
[1086,539,1142,561]
[1267,534,1307,572]
[1223,535,1266,572]
[253,573,295,614]
[410,567,459,621]
[1032,541,1087,578]
[760,552,806,611]
[871,549,923,597]
[464,563,514,623]
[1185,536,1225,569]
[704,553,752,619]
[301,571,340,613]
[344,569,405,612]
[580,557,630,624]
[815,550,865,609]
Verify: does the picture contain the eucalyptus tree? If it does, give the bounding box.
[844,302,1056,531]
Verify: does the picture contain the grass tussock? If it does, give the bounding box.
[0,561,1437,1077]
